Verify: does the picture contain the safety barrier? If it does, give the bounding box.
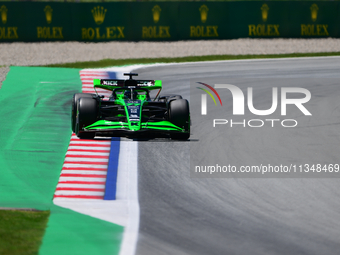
[0,1,338,41]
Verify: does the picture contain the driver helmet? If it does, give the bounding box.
[124,90,138,99]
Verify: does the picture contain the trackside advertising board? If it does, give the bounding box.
[0,1,339,41]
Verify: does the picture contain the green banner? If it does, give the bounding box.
[290,1,339,37]
[178,3,228,40]
[227,2,290,38]
[0,3,24,41]
[71,3,129,41]
[130,3,179,41]
[0,3,72,41]
[0,1,338,42]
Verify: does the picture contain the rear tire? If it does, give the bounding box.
[168,99,190,140]
[75,97,97,139]
[158,94,182,103]
[72,93,95,132]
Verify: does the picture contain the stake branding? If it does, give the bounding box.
[197,82,312,128]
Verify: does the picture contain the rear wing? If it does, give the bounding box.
[93,79,162,91]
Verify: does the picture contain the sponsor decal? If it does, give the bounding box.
[82,27,125,40]
[248,4,280,37]
[142,26,170,38]
[152,5,161,24]
[138,81,154,86]
[82,6,124,40]
[0,5,7,24]
[199,5,209,23]
[44,5,53,24]
[37,27,63,39]
[102,80,118,86]
[92,6,107,25]
[310,3,318,22]
[301,4,329,36]
[261,4,269,22]
[126,100,140,104]
[142,5,171,39]
[190,5,218,38]
[0,5,18,39]
[37,6,64,39]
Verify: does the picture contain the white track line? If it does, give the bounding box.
[58,177,107,183]
[55,190,105,196]
[62,163,108,169]
[117,140,139,255]
[57,184,105,189]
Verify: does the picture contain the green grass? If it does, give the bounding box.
[44,51,340,69]
[0,210,50,255]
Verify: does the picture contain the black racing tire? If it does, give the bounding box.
[75,97,97,139]
[168,99,190,140]
[158,94,183,103]
[72,93,95,133]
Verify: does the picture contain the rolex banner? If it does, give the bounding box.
[0,1,338,42]
[72,3,128,41]
[0,2,73,41]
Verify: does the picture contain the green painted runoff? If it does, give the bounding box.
[0,66,123,255]
[0,66,80,209]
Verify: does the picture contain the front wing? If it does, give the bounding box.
[82,120,188,137]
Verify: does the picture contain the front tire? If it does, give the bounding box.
[72,93,95,132]
[168,99,190,140]
[75,97,97,139]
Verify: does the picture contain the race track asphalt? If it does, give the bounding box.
[133,57,340,255]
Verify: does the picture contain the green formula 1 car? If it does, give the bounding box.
[72,73,190,140]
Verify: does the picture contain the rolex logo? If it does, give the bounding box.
[199,5,209,23]
[152,5,161,23]
[0,5,7,24]
[44,5,53,24]
[310,4,319,22]
[92,6,107,25]
[261,4,269,22]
